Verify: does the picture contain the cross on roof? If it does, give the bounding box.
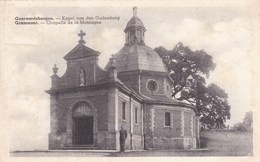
[78,30,86,44]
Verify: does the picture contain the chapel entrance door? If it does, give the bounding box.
[72,102,94,145]
[73,116,93,145]
[74,116,93,145]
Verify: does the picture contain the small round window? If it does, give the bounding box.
[147,80,158,92]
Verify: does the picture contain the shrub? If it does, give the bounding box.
[233,122,247,132]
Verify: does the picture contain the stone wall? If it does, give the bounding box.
[49,89,110,149]
[153,109,182,137]
[132,134,142,150]
[96,131,118,150]
[118,71,172,97]
[118,72,140,92]
[57,92,108,132]
[152,137,184,149]
[140,74,165,95]
[144,104,197,150]
[184,111,192,137]
[117,92,143,150]
[56,57,108,89]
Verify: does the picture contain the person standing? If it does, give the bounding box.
[119,125,127,152]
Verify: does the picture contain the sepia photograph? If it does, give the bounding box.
[0,0,259,161]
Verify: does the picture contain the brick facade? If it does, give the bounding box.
[143,104,197,150]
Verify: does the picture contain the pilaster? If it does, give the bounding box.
[107,87,120,150]
[181,110,184,137]
[50,95,58,134]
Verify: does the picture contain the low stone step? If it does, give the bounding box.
[63,145,97,150]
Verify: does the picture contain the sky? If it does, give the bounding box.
[2,1,257,151]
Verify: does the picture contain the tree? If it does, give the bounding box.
[243,111,253,129]
[233,111,253,132]
[198,84,231,129]
[155,42,215,99]
[155,42,231,128]
[233,122,247,132]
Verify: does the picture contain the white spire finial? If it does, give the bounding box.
[133,6,137,17]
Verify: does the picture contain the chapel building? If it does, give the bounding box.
[46,7,200,150]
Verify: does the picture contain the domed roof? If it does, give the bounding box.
[108,44,167,73]
[124,16,146,32]
[105,7,167,73]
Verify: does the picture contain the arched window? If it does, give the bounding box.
[137,30,142,42]
[165,112,171,126]
[130,30,135,43]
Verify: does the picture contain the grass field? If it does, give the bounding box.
[11,131,253,157]
[199,130,253,156]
